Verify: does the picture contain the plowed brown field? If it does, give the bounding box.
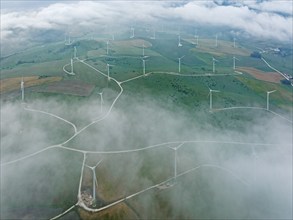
[237,67,283,83]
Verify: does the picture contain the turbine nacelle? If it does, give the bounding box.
[208,88,220,94]
[212,57,219,63]
[178,55,185,60]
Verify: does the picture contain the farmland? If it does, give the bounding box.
[0,76,62,94]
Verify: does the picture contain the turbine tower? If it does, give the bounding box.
[208,87,220,110]
[151,29,156,39]
[106,40,109,55]
[130,27,135,38]
[107,63,114,81]
[195,35,199,45]
[215,34,218,47]
[233,56,239,70]
[70,58,75,75]
[178,34,182,47]
[194,29,199,45]
[168,143,184,183]
[178,55,185,73]
[142,43,145,57]
[266,90,276,110]
[65,35,72,45]
[212,57,219,73]
[92,167,96,204]
[74,46,77,59]
[21,77,24,102]
[142,59,147,76]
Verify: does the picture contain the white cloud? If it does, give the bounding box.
[0,0,292,54]
[163,1,292,41]
[244,0,293,16]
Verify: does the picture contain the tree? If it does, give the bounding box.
[250,51,261,59]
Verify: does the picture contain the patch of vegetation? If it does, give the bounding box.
[250,51,261,58]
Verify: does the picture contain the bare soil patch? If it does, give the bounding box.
[237,67,283,83]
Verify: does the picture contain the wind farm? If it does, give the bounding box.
[1,2,292,220]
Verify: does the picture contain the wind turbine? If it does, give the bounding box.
[65,35,72,45]
[74,46,77,59]
[194,29,199,45]
[212,57,219,73]
[208,87,220,110]
[233,56,239,70]
[85,159,103,206]
[178,55,185,73]
[142,58,148,76]
[215,34,218,47]
[21,77,24,102]
[167,143,184,183]
[98,91,104,113]
[142,43,145,57]
[109,28,115,41]
[130,27,135,38]
[107,63,114,81]
[106,40,109,55]
[150,29,156,39]
[178,34,182,47]
[194,35,199,45]
[266,90,276,110]
[70,58,75,75]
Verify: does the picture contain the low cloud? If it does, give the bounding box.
[1,91,292,219]
[1,1,292,55]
